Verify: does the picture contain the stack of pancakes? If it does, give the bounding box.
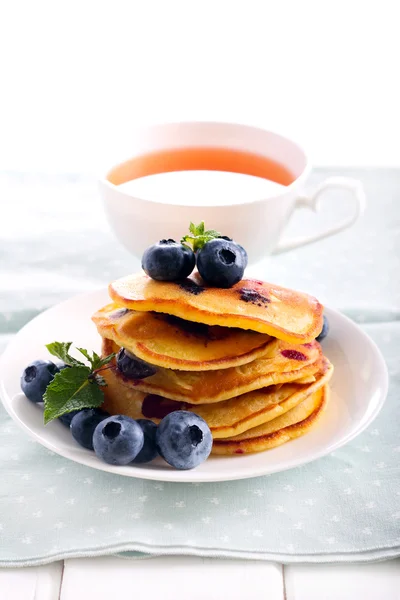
[92,272,333,455]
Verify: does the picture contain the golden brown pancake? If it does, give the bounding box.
[293,375,316,384]
[102,337,323,403]
[109,272,323,343]
[92,303,273,371]
[101,360,332,439]
[188,361,331,438]
[212,385,328,454]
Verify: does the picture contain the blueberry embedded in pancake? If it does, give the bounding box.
[108,272,323,344]
[280,349,308,361]
[239,287,270,307]
[161,314,209,336]
[178,279,205,295]
[141,394,188,419]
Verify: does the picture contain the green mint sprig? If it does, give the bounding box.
[181,221,221,253]
[43,342,115,424]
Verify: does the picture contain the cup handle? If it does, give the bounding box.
[272,176,366,255]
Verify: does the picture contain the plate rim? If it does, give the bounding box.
[0,289,389,483]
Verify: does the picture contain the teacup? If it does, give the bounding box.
[100,121,365,264]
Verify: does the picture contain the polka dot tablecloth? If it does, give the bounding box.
[0,169,399,566]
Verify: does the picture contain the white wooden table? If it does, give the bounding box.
[1,557,399,599]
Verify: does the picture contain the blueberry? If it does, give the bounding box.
[218,236,248,268]
[142,239,195,281]
[70,408,110,450]
[21,359,59,403]
[237,243,248,268]
[132,419,158,463]
[58,409,80,427]
[93,415,144,465]
[197,239,246,288]
[316,315,329,342]
[156,411,212,470]
[116,348,157,379]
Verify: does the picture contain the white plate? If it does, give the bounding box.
[0,290,388,483]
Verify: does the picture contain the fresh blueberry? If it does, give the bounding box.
[20,359,60,403]
[142,239,195,281]
[197,239,246,288]
[116,348,157,379]
[132,419,158,463]
[70,408,110,450]
[237,243,248,268]
[58,409,80,427]
[218,236,248,268]
[93,415,144,465]
[316,315,329,342]
[156,411,212,470]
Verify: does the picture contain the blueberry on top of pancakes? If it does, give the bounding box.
[142,239,195,281]
[218,236,248,269]
[197,239,246,288]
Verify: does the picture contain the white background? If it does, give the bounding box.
[0,0,399,173]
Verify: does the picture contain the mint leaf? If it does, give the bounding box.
[76,347,92,363]
[93,352,116,370]
[204,228,220,237]
[189,221,197,235]
[76,347,115,371]
[43,341,116,423]
[46,342,85,367]
[43,366,104,424]
[92,350,102,365]
[181,221,221,252]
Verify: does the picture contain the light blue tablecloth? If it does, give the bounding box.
[0,169,399,566]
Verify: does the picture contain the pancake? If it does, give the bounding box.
[293,374,316,384]
[92,303,273,371]
[101,360,332,439]
[102,337,323,403]
[109,272,323,344]
[187,361,332,438]
[212,385,328,454]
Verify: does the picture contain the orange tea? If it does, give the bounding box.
[108,147,295,187]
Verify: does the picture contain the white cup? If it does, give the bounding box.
[100,122,365,264]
